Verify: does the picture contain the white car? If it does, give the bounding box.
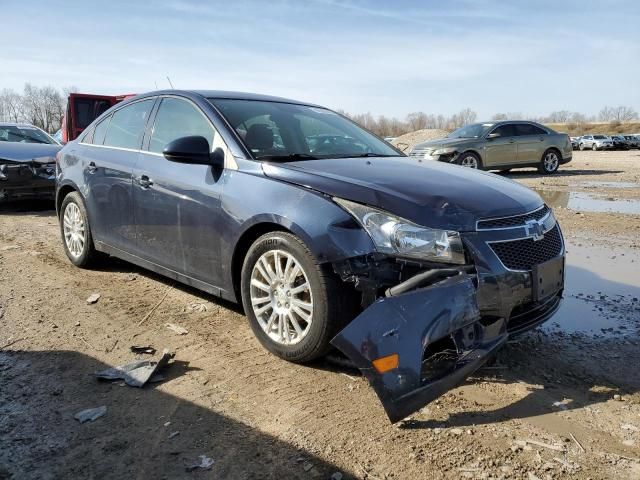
[579,135,613,151]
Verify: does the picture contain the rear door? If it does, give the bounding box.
[484,124,517,167]
[80,98,156,252]
[133,96,227,287]
[514,123,548,164]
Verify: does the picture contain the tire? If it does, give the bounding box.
[592,143,598,151]
[538,149,560,175]
[456,151,482,170]
[240,231,354,363]
[579,143,585,151]
[59,191,100,267]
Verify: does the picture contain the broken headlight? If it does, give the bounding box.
[334,198,465,264]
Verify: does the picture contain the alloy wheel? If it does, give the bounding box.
[63,202,86,259]
[543,151,559,172]
[249,250,314,345]
[460,155,478,168]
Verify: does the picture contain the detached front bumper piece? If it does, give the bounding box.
[331,274,507,423]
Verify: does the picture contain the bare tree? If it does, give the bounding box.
[0,88,24,122]
[405,112,429,131]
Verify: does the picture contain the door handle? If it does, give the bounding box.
[87,161,97,173]
[138,174,153,188]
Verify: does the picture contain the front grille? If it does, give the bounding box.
[477,205,550,230]
[489,224,563,271]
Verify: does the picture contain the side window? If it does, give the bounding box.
[491,124,515,137]
[103,99,154,150]
[148,98,215,154]
[92,114,112,145]
[515,123,547,136]
[81,126,95,144]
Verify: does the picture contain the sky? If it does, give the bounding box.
[2,0,639,119]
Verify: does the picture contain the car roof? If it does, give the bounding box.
[133,89,321,107]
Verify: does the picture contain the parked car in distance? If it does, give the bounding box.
[570,136,581,150]
[579,135,613,151]
[623,135,639,148]
[383,136,396,143]
[56,90,565,422]
[409,121,572,174]
[609,135,629,150]
[0,122,60,202]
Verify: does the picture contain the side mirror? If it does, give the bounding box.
[163,136,224,169]
[486,132,501,139]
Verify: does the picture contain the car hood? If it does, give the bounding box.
[262,157,543,231]
[0,142,61,163]
[412,137,473,150]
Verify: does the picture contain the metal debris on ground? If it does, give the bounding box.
[186,455,214,472]
[185,302,209,313]
[86,293,101,304]
[94,349,175,387]
[130,345,156,355]
[74,405,107,423]
[168,431,180,439]
[166,323,188,335]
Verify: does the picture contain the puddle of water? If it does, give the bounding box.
[580,181,638,189]
[534,189,640,215]
[543,242,640,337]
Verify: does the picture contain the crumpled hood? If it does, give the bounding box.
[0,142,61,163]
[413,137,472,150]
[262,157,542,231]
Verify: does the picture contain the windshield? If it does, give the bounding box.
[447,123,494,139]
[210,99,401,160]
[0,125,57,144]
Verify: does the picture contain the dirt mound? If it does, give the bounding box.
[391,129,449,152]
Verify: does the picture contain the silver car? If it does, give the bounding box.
[579,135,613,151]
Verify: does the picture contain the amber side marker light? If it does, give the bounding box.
[372,353,399,374]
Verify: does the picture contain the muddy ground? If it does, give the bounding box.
[1,150,639,479]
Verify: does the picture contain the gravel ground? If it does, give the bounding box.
[1,150,639,479]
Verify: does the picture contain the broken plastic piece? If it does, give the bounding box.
[95,349,174,387]
[74,405,107,423]
[186,455,214,472]
[130,345,156,355]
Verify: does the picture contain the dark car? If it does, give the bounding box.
[610,135,630,150]
[0,123,61,202]
[56,91,565,422]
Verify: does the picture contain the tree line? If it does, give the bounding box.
[0,84,76,133]
[1,83,638,137]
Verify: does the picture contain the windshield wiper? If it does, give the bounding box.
[257,153,319,161]
[334,153,401,158]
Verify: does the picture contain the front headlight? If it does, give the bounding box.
[334,198,466,264]
[432,147,457,156]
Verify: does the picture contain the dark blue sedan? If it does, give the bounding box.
[56,90,565,422]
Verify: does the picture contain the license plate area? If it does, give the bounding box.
[532,256,564,302]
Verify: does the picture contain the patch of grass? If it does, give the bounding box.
[545,122,640,136]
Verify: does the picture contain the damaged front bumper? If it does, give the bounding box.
[0,160,56,202]
[331,274,508,422]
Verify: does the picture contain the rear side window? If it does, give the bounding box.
[103,99,154,150]
[148,98,215,154]
[92,115,112,145]
[491,124,515,137]
[515,124,547,136]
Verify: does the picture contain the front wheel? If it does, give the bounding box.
[538,149,560,174]
[592,143,598,151]
[456,152,482,169]
[579,143,585,151]
[60,192,100,267]
[240,231,353,363]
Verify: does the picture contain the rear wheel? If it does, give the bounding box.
[538,149,560,174]
[60,192,100,267]
[240,231,353,363]
[579,143,585,151]
[457,152,482,170]
[592,143,598,151]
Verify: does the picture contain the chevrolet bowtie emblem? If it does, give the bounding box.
[524,219,545,241]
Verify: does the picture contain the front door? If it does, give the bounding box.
[484,124,517,167]
[133,96,227,287]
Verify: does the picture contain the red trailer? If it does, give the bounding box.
[62,93,135,143]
